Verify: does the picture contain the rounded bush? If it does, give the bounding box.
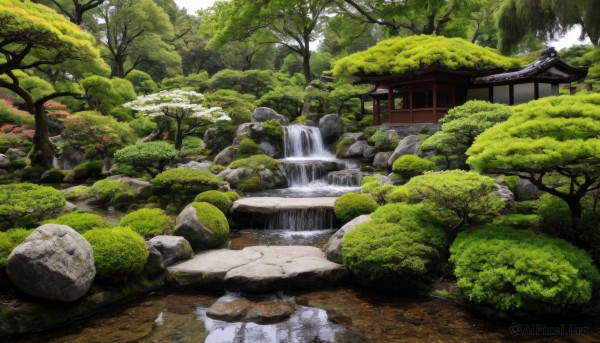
[0,228,32,268]
[152,168,221,199]
[225,191,240,201]
[83,227,149,280]
[491,214,539,229]
[392,155,434,179]
[192,202,230,248]
[342,204,447,288]
[194,190,232,213]
[229,154,279,171]
[237,173,265,192]
[90,178,136,206]
[0,183,65,229]
[384,185,410,203]
[334,193,379,223]
[43,211,111,233]
[450,226,600,312]
[235,138,263,157]
[42,168,67,183]
[119,208,173,236]
[72,160,103,181]
[114,141,178,177]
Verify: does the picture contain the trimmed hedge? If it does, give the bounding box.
[194,190,232,213]
[119,208,173,236]
[334,193,379,223]
[43,212,111,233]
[450,226,600,312]
[343,203,447,288]
[392,155,434,179]
[83,227,149,280]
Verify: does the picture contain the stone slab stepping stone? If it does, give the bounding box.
[231,197,337,214]
[207,293,296,324]
[167,246,347,292]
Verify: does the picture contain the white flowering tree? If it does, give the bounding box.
[124,90,230,150]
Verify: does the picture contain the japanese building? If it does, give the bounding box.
[365,48,588,125]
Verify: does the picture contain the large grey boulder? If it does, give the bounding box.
[497,183,515,212]
[6,224,95,302]
[177,160,213,171]
[323,215,371,264]
[4,148,25,161]
[515,179,542,201]
[344,141,375,159]
[0,154,11,170]
[167,246,347,292]
[59,146,86,170]
[144,243,165,276]
[214,146,234,166]
[259,142,277,157]
[174,204,228,251]
[387,135,421,166]
[372,152,393,169]
[219,167,287,191]
[343,132,367,141]
[252,107,288,125]
[318,114,344,144]
[148,235,193,267]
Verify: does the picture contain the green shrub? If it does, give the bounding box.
[360,176,394,204]
[225,191,240,201]
[210,164,226,174]
[450,226,600,312]
[392,155,434,179]
[119,208,173,236]
[43,212,111,233]
[0,183,65,229]
[19,166,45,181]
[194,190,232,213]
[235,138,263,158]
[229,154,279,171]
[359,115,373,128]
[180,136,206,158]
[72,160,103,181]
[384,185,410,203]
[492,214,539,229]
[237,173,265,192]
[514,200,539,214]
[0,228,32,268]
[334,193,379,223]
[90,178,136,206]
[368,130,398,152]
[262,119,284,141]
[42,168,67,183]
[83,227,149,280]
[192,202,230,249]
[335,137,355,157]
[404,170,503,229]
[64,185,92,200]
[151,168,221,205]
[343,204,447,288]
[114,141,178,177]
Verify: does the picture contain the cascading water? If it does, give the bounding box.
[266,208,336,231]
[283,125,333,158]
[326,171,370,187]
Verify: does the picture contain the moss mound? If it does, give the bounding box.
[194,190,232,213]
[229,154,279,171]
[0,228,32,268]
[192,202,230,249]
[334,193,379,223]
[392,155,434,179]
[83,227,149,280]
[43,212,111,233]
[119,208,173,236]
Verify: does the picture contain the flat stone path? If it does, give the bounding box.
[167,246,347,292]
[231,197,337,214]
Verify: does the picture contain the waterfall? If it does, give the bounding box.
[326,171,369,187]
[280,161,329,186]
[283,125,333,158]
[233,208,337,231]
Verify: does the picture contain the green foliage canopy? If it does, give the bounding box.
[467,94,600,223]
[331,35,520,80]
[114,141,178,177]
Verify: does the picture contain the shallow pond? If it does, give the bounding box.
[11,288,599,343]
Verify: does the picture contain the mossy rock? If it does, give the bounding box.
[237,173,265,192]
[194,190,232,213]
[174,202,230,251]
[119,208,174,236]
[43,211,111,233]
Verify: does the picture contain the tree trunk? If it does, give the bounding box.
[301,45,312,115]
[568,199,583,230]
[111,56,126,78]
[174,119,183,150]
[29,104,55,169]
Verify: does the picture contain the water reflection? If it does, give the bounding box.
[197,305,345,343]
